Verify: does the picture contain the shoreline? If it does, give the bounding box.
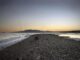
[0,34,80,60]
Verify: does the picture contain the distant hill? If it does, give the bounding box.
[15,30,80,33]
[15,29,56,33]
[61,30,80,33]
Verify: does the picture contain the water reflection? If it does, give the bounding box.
[59,33,80,39]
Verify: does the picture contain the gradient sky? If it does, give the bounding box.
[0,0,80,32]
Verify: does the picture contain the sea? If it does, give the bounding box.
[0,32,80,50]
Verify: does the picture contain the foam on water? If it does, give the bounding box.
[0,33,30,50]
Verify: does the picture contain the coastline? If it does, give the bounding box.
[0,34,80,60]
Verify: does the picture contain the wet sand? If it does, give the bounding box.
[0,34,80,60]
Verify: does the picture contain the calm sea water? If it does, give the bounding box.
[58,33,80,39]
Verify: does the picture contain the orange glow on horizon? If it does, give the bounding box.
[0,25,80,32]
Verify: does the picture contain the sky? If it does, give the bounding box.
[0,0,80,32]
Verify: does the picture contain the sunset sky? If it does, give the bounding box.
[0,0,80,32]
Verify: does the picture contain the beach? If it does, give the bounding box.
[0,34,80,60]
